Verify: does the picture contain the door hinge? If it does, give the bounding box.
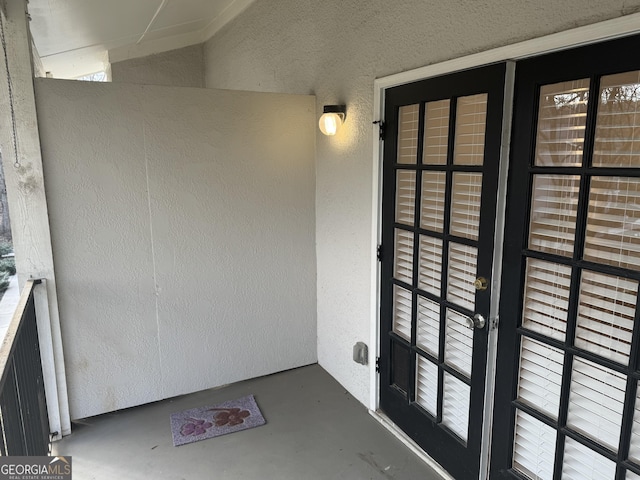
[373,120,385,141]
[375,357,381,373]
[377,244,383,262]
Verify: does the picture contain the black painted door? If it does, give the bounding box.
[491,35,640,479]
[379,63,506,480]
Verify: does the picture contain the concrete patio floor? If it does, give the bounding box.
[53,364,444,480]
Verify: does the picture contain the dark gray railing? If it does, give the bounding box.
[0,279,50,455]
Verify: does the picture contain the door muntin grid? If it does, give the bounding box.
[389,94,489,443]
[498,56,640,480]
[380,63,506,480]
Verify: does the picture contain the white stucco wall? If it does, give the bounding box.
[202,0,640,407]
[35,79,317,419]
[111,44,204,88]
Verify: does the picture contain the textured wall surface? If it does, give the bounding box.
[203,0,640,407]
[35,78,316,419]
[111,44,205,87]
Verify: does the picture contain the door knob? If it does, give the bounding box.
[465,313,486,330]
[474,277,488,291]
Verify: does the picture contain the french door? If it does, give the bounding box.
[491,34,640,479]
[379,63,506,480]
[380,34,640,480]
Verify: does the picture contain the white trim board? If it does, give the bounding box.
[368,11,640,479]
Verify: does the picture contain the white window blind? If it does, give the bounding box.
[416,355,438,416]
[395,170,416,226]
[447,242,477,311]
[535,79,589,167]
[584,176,640,270]
[450,172,482,240]
[566,357,625,451]
[528,175,580,257]
[418,235,443,296]
[397,104,419,164]
[517,337,563,419]
[562,437,616,480]
[514,70,640,480]
[453,94,487,166]
[628,382,640,464]
[575,271,637,365]
[627,470,640,480]
[593,71,640,168]
[522,259,570,341]
[421,171,446,232]
[394,228,414,285]
[512,410,556,480]
[417,295,440,356]
[442,371,470,442]
[392,285,412,341]
[423,99,450,165]
[445,309,473,377]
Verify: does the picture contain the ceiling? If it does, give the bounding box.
[28,0,254,79]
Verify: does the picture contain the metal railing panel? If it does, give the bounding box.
[0,279,50,456]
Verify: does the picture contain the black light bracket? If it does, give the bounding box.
[323,105,347,120]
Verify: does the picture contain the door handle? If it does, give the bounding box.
[474,277,488,291]
[465,313,486,330]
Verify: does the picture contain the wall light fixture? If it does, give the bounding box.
[319,105,346,136]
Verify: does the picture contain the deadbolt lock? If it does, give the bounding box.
[474,277,488,291]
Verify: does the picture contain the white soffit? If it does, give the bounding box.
[28,0,255,79]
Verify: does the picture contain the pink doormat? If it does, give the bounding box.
[170,394,266,447]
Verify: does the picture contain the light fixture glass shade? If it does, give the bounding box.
[319,112,344,136]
